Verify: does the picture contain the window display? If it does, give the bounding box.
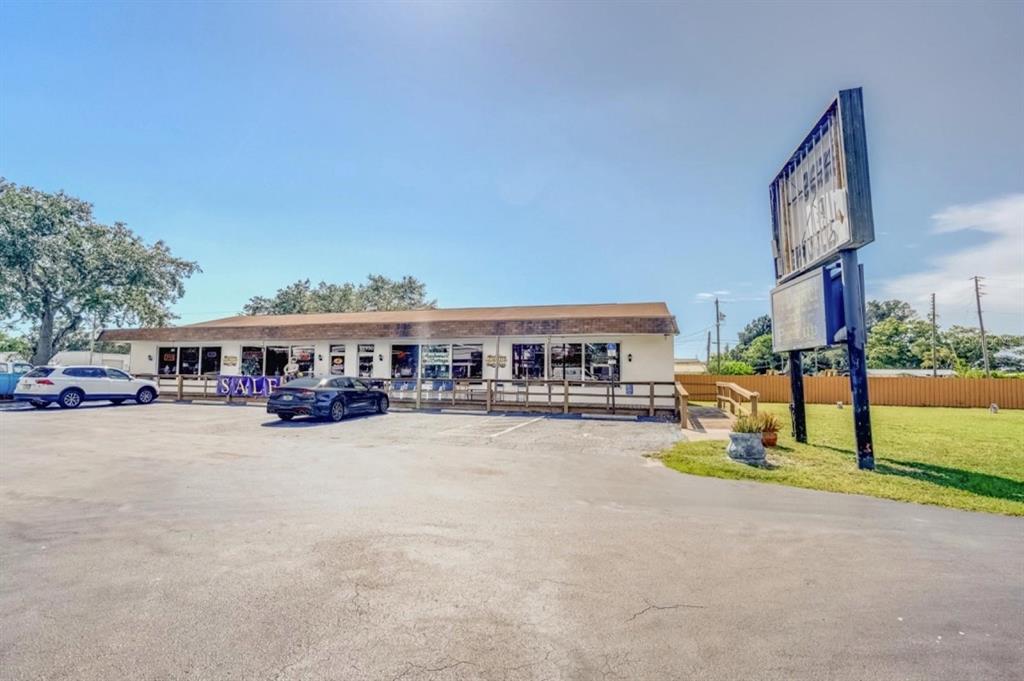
[512,344,545,379]
[330,345,345,375]
[550,343,583,380]
[391,345,419,378]
[422,344,451,379]
[200,347,221,375]
[158,347,178,375]
[585,343,620,381]
[291,346,315,376]
[241,346,265,376]
[452,344,483,379]
[179,347,200,375]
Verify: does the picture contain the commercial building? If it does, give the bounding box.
[99,302,679,413]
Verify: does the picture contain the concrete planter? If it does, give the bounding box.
[727,432,766,464]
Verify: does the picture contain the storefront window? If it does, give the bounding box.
[452,344,483,379]
[550,343,583,380]
[391,345,419,379]
[200,347,222,375]
[512,344,545,379]
[329,344,346,375]
[291,346,315,376]
[585,343,620,381]
[158,347,178,375]
[422,344,451,379]
[241,346,265,376]
[358,344,375,378]
[266,347,289,376]
[179,347,201,375]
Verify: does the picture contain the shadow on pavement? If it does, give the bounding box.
[260,412,385,428]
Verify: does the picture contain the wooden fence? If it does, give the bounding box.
[676,374,1024,409]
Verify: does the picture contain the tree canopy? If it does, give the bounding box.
[725,298,1022,375]
[242,275,436,316]
[737,314,772,348]
[865,299,916,331]
[0,180,200,364]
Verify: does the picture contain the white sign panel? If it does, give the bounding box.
[770,89,874,282]
[771,268,828,352]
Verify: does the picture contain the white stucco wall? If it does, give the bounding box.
[125,334,675,383]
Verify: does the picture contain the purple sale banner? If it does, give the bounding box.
[216,375,282,397]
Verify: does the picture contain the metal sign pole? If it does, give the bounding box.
[788,351,807,443]
[840,249,874,469]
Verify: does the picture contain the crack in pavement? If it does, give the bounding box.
[391,658,476,680]
[625,598,705,623]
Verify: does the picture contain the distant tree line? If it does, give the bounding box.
[711,300,1024,377]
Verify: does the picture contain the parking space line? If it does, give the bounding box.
[488,416,543,438]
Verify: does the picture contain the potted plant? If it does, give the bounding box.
[755,412,781,447]
[727,416,766,464]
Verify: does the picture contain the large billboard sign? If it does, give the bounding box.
[771,265,845,352]
[770,88,874,282]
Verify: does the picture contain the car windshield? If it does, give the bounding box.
[283,378,325,388]
[24,368,54,378]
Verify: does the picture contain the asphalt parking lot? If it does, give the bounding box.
[1,403,1022,680]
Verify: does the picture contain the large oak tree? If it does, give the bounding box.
[0,180,200,364]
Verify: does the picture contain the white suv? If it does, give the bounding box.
[14,366,159,409]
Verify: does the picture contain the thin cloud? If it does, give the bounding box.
[693,291,765,303]
[694,290,732,301]
[882,194,1024,332]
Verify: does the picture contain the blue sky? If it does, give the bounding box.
[2,1,1022,358]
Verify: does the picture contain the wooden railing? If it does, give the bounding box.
[675,382,689,429]
[136,373,219,401]
[715,381,759,418]
[380,378,677,417]
[139,374,683,419]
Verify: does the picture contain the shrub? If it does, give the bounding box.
[710,359,755,375]
[753,412,781,433]
[732,416,760,433]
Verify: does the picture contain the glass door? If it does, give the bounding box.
[357,344,374,378]
[329,344,346,375]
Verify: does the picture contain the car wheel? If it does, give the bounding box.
[277,413,294,421]
[110,398,126,405]
[58,389,83,409]
[136,387,156,405]
[377,396,389,413]
[329,399,346,422]
[29,400,49,409]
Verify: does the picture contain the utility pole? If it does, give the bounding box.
[973,276,991,376]
[930,293,937,378]
[705,331,711,368]
[714,298,723,372]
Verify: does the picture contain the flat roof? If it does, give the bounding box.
[100,302,679,342]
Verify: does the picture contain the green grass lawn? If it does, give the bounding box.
[660,403,1024,516]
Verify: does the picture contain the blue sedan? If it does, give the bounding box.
[266,376,389,422]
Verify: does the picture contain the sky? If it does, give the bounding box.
[2,0,1022,358]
